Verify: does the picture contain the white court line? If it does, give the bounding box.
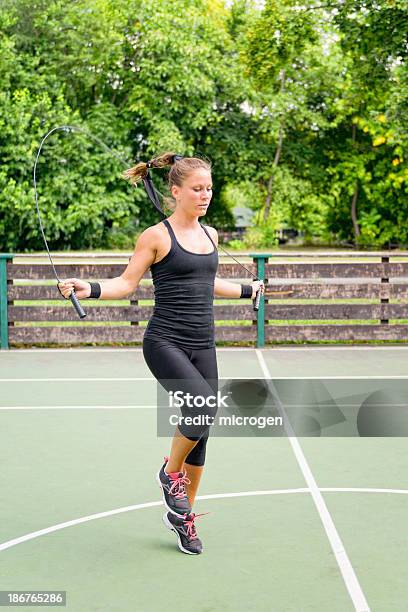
[0,376,262,382]
[321,488,408,495]
[256,349,370,612]
[1,347,256,354]
[2,403,408,411]
[3,346,408,353]
[0,376,262,383]
[0,405,155,410]
[0,486,406,554]
[257,346,408,351]
[0,378,155,382]
[1,375,407,382]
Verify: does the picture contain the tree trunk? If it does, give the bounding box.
[351,180,360,238]
[263,70,285,223]
[351,124,361,240]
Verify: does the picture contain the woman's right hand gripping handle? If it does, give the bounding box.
[58,278,91,300]
[57,278,89,319]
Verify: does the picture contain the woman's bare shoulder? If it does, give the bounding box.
[137,223,166,249]
[203,225,218,245]
[137,222,167,244]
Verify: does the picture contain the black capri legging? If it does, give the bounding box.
[143,337,218,467]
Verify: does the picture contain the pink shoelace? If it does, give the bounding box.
[163,456,191,500]
[168,471,191,499]
[184,512,209,540]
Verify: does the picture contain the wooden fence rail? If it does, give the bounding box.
[1,251,408,348]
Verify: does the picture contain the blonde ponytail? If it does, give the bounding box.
[123,151,211,211]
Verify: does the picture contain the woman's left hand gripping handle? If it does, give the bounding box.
[252,279,265,312]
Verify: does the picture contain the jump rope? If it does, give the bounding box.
[33,125,266,319]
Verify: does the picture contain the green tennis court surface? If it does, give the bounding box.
[1,347,407,611]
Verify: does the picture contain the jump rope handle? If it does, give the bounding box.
[253,289,262,312]
[70,290,87,319]
[253,278,263,312]
[56,282,87,318]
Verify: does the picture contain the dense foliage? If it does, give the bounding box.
[0,0,407,251]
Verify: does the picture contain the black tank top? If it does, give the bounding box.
[144,219,219,349]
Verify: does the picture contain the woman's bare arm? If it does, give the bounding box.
[214,277,264,299]
[214,277,242,298]
[100,227,158,299]
[58,226,160,300]
[207,226,264,299]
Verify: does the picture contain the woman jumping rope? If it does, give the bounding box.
[58,154,264,555]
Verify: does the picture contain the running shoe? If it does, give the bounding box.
[162,511,206,555]
[156,456,192,516]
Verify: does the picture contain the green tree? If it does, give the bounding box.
[323,0,408,246]
[0,0,244,250]
[236,0,345,244]
[2,0,407,252]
